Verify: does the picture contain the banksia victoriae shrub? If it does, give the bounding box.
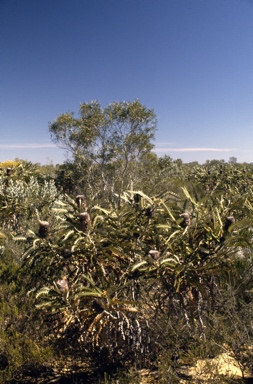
[79,212,90,232]
[18,177,253,379]
[38,220,50,238]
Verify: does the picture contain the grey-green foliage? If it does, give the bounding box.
[0,171,58,381]
[0,176,58,203]
[0,175,59,231]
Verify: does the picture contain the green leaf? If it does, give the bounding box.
[132,261,148,271]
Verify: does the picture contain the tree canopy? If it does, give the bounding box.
[49,100,157,198]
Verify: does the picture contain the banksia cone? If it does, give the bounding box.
[92,300,104,313]
[38,221,50,238]
[179,212,191,228]
[224,216,235,231]
[79,212,90,232]
[6,168,12,176]
[62,248,72,258]
[56,278,69,293]
[76,195,87,211]
[220,216,235,243]
[146,206,154,218]
[134,193,141,204]
[149,250,160,260]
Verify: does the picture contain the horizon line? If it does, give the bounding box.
[0,142,237,153]
[154,147,236,153]
[0,143,58,149]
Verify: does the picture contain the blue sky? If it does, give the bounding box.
[1,0,253,164]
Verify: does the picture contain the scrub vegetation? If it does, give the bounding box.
[1,101,253,383]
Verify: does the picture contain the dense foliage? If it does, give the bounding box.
[1,131,253,381]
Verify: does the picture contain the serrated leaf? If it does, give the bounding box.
[132,261,148,271]
[36,287,51,299]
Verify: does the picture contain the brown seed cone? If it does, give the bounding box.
[149,250,160,260]
[76,195,87,211]
[39,221,50,238]
[56,278,69,293]
[224,216,235,231]
[6,168,12,176]
[133,193,141,204]
[179,212,190,228]
[79,212,90,232]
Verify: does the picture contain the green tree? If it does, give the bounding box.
[49,100,157,199]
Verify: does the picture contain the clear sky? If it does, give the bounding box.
[1,0,253,164]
